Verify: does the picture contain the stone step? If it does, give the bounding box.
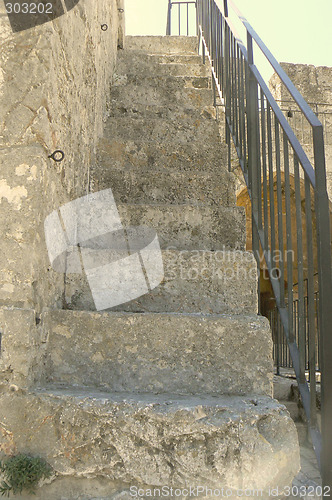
[110,84,213,112]
[0,389,300,497]
[283,400,301,421]
[103,115,220,145]
[41,309,272,396]
[273,374,295,401]
[112,74,211,91]
[97,137,229,173]
[125,35,199,54]
[115,51,210,78]
[64,249,257,314]
[107,101,217,121]
[106,106,218,126]
[90,167,236,207]
[144,54,204,65]
[116,203,246,250]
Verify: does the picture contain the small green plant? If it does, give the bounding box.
[0,453,53,496]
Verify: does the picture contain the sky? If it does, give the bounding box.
[124,0,332,82]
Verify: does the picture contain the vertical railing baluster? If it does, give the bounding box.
[260,90,269,253]
[166,0,171,35]
[234,40,239,146]
[276,311,280,375]
[238,54,245,165]
[246,33,260,304]
[225,23,231,170]
[267,104,276,272]
[294,157,306,385]
[230,34,235,138]
[257,88,262,232]
[283,134,294,343]
[304,177,317,427]
[275,119,285,307]
[242,56,247,173]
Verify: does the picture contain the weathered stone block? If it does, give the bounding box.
[90,167,236,207]
[41,309,273,396]
[117,203,246,250]
[0,391,300,498]
[115,51,210,78]
[97,136,229,173]
[0,308,43,389]
[125,36,199,54]
[111,85,213,112]
[64,249,258,314]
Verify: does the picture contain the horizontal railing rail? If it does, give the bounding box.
[194,0,332,487]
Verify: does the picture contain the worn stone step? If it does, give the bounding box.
[110,84,213,111]
[0,390,299,497]
[283,400,301,421]
[117,52,202,64]
[97,137,229,173]
[41,309,272,396]
[115,51,210,78]
[273,374,295,401]
[105,106,218,127]
[64,249,257,314]
[145,54,204,65]
[125,35,199,54]
[103,116,220,146]
[107,101,217,121]
[117,203,246,250]
[114,74,211,89]
[90,167,236,207]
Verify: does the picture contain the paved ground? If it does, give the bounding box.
[290,444,322,499]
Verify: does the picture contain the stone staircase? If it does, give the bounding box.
[0,36,300,499]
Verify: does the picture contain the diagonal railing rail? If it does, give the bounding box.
[167,0,332,488]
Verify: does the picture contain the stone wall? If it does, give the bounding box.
[0,1,124,312]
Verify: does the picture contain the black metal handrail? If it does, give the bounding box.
[167,0,332,487]
[166,0,197,36]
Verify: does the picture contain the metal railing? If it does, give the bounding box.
[166,0,197,36]
[167,0,332,487]
[270,274,321,375]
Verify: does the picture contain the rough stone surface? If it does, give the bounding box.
[125,35,199,54]
[41,310,273,396]
[0,1,124,310]
[65,250,258,314]
[115,51,211,77]
[104,115,221,145]
[0,391,300,497]
[110,83,213,111]
[0,308,43,389]
[117,203,246,250]
[97,136,229,173]
[91,167,237,207]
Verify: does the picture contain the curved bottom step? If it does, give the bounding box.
[0,390,300,499]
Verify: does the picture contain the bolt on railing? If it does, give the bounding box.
[167,0,332,488]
